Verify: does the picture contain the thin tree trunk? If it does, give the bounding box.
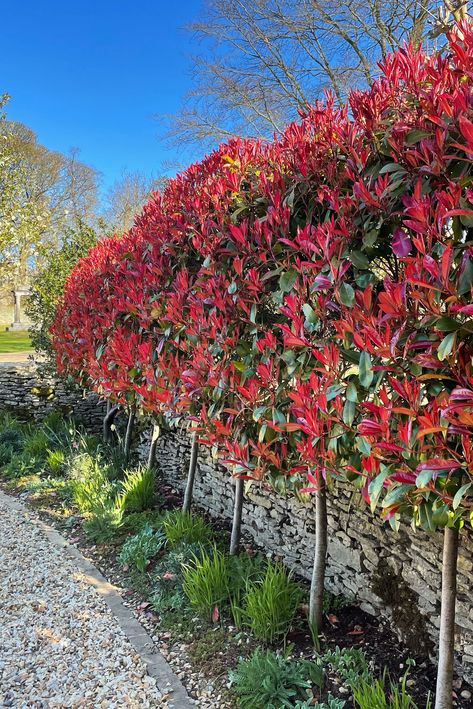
[103,404,120,444]
[147,423,160,469]
[230,477,244,555]
[182,430,199,513]
[123,408,135,465]
[309,478,328,635]
[435,526,459,709]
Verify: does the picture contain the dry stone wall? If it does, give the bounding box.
[0,362,106,430]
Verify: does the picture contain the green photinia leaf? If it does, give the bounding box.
[279,269,298,292]
[379,162,408,175]
[437,333,455,361]
[436,317,460,332]
[405,129,431,145]
[346,382,358,402]
[368,467,391,512]
[342,399,356,427]
[453,483,471,511]
[356,436,371,455]
[458,257,473,294]
[302,303,318,323]
[359,351,374,388]
[339,283,355,307]
[326,384,343,401]
[349,251,370,269]
[416,469,434,488]
[383,483,411,507]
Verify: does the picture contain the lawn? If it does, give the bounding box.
[0,331,33,352]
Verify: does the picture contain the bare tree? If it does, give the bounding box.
[167,0,457,148]
[7,122,99,233]
[103,170,166,235]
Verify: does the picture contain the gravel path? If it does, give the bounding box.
[0,497,170,708]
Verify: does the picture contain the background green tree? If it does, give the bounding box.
[26,219,98,371]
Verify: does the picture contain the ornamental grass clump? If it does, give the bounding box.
[243,561,303,643]
[182,546,230,619]
[119,465,155,512]
[163,509,212,547]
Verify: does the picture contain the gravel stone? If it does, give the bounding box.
[0,499,168,707]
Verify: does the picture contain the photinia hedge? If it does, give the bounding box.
[51,21,473,707]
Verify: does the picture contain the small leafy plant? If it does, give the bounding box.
[0,442,15,467]
[69,456,118,513]
[163,510,212,547]
[0,425,23,449]
[321,646,371,688]
[83,502,124,543]
[243,561,303,642]
[119,510,163,536]
[150,542,204,614]
[229,648,323,709]
[23,429,50,458]
[119,524,166,572]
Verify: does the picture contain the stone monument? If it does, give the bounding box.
[7,286,31,331]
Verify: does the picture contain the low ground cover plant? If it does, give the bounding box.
[118,525,166,572]
[321,646,371,688]
[229,647,323,709]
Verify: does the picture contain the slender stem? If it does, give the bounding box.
[309,479,328,633]
[435,526,459,709]
[182,431,199,513]
[103,404,119,444]
[230,477,244,555]
[147,423,160,470]
[123,408,135,465]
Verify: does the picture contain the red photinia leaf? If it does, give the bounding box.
[416,459,460,471]
[457,304,473,315]
[458,115,473,149]
[392,228,411,257]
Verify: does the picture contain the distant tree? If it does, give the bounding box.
[26,219,98,371]
[0,96,99,288]
[6,122,99,240]
[167,0,466,147]
[103,170,166,235]
[0,95,50,287]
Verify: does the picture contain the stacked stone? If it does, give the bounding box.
[0,363,106,432]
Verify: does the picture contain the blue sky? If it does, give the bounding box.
[3,1,204,195]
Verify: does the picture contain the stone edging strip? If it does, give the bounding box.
[0,490,194,709]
